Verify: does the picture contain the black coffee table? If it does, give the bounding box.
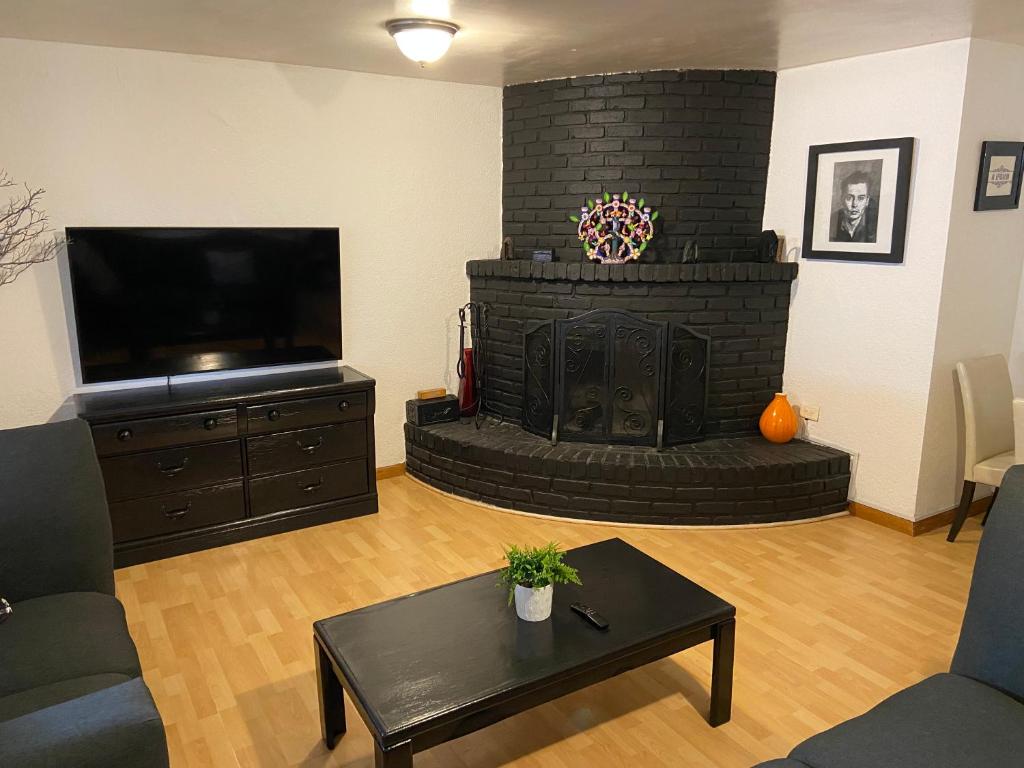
[313,538,736,767]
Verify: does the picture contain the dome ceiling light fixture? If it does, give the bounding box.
[385,18,460,66]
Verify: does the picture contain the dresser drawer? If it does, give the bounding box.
[245,392,368,435]
[93,409,238,456]
[250,459,368,517]
[101,441,243,502]
[246,422,367,477]
[110,482,245,543]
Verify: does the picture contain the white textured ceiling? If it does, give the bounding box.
[1,0,1023,86]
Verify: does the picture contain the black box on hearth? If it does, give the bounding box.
[406,395,460,426]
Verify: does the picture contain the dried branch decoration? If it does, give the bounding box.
[1,170,64,287]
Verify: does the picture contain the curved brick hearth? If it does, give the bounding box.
[405,420,850,526]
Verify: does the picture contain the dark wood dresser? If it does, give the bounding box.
[68,366,377,566]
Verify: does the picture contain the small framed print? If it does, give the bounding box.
[802,137,914,264]
[974,141,1024,211]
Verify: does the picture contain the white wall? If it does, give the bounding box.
[763,40,971,519]
[916,39,1024,517]
[0,37,502,466]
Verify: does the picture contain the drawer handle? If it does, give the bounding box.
[163,502,192,520]
[301,478,324,493]
[297,437,324,454]
[203,417,218,431]
[117,428,134,442]
[338,400,350,411]
[157,457,190,476]
[268,409,281,421]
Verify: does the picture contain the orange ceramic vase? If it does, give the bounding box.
[759,392,798,444]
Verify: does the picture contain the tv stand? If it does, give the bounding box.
[67,366,377,566]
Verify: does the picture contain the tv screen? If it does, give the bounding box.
[67,227,342,384]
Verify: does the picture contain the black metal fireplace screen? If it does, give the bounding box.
[523,309,709,447]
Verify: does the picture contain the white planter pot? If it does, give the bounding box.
[514,584,553,622]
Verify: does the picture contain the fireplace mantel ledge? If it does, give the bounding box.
[466,259,798,283]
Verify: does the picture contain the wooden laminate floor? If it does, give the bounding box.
[116,475,983,767]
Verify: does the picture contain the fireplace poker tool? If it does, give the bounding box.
[457,301,498,429]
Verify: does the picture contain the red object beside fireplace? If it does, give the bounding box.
[458,348,478,416]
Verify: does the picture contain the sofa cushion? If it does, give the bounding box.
[0,673,133,723]
[0,592,141,700]
[790,673,1024,768]
[0,677,168,768]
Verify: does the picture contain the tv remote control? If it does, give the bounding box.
[570,602,609,630]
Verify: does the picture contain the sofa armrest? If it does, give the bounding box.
[0,677,168,768]
[951,464,1024,702]
[0,420,114,602]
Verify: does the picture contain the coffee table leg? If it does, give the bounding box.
[315,638,347,748]
[375,739,413,768]
[709,617,735,727]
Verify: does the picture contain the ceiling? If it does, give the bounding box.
[1,0,1023,86]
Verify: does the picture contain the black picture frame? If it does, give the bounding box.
[974,141,1024,211]
[802,137,915,264]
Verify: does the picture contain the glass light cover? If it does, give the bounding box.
[390,24,456,63]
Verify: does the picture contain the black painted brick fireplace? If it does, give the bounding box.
[404,68,851,527]
[404,260,852,526]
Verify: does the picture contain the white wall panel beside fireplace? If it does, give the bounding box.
[916,39,1024,519]
[763,40,971,520]
[0,37,502,466]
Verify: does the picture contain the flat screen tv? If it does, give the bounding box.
[67,227,342,384]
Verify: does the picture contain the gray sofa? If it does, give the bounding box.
[0,419,169,767]
[757,464,1024,768]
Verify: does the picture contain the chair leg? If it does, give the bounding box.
[982,487,999,527]
[948,480,976,542]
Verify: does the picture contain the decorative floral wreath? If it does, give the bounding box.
[569,191,659,264]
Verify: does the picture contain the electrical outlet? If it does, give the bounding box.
[800,404,820,422]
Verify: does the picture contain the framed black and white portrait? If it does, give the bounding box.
[974,141,1024,211]
[802,137,914,264]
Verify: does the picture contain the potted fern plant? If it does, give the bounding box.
[499,542,581,622]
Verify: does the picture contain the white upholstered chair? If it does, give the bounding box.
[948,355,1017,541]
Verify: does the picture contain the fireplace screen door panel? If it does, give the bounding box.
[556,314,665,445]
[610,321,665,442]
[665,326,708,443]
[558,321,611,441]
[523,322,554,437]
[524,309,707,447]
